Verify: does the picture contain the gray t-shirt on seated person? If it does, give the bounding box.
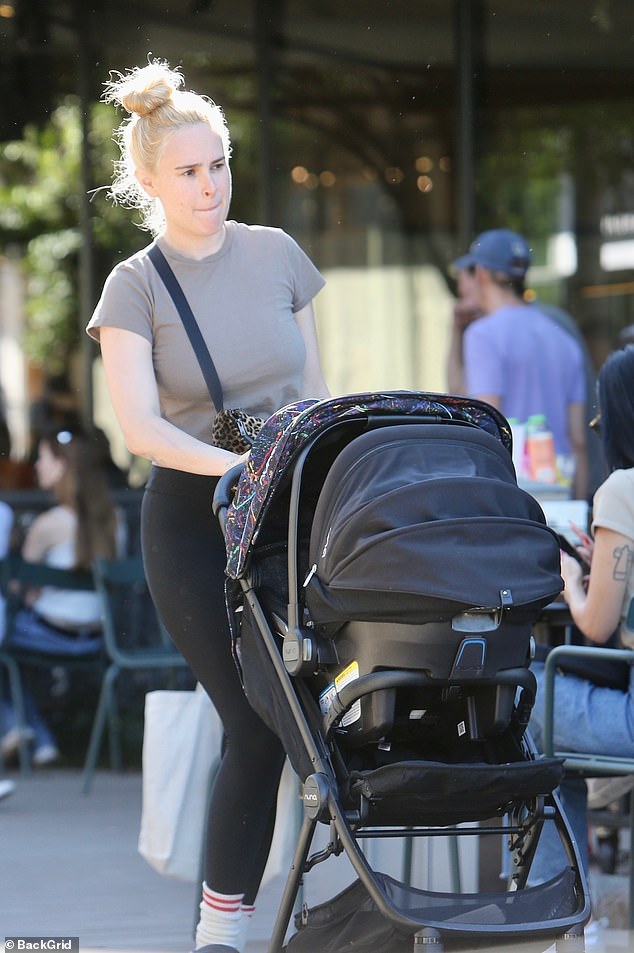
[86,220,325,444]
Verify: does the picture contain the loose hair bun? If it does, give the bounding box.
[104,60,184,118]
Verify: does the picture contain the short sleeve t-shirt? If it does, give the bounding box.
[463,303,586,455]
[591,468,634,647]
[87,221,325,444]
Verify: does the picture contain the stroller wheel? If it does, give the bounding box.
[414,926,443,947]
[555,927,585,952]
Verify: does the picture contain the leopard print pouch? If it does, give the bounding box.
[211,408,265,454]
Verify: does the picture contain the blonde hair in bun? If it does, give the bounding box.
[102,57,231,234]
[115,61,183,118]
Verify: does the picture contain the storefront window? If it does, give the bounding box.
[2,0,634,440]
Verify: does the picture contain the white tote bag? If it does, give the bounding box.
[138,685,223,881]
[138,684,299,885]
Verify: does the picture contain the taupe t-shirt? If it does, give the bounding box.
[591,467,634,647]
[87,221,325,444]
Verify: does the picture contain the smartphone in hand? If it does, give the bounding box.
[556,532,590,572]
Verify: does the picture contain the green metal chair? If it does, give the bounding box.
[0,553,104,775]
[542,640,634,928]
[82,554,190,794]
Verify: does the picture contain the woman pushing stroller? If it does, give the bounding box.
[87,58,329,953]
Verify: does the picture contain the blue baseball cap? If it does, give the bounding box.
[452,228,531,278]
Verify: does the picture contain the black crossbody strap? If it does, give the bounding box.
[147,244,224,410]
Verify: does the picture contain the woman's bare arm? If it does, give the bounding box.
[295,303,331,400]
[99,326,247,475]
[561,525,633,642]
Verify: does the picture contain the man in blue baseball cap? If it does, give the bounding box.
[452,228,531,279]
[447,228,589,500]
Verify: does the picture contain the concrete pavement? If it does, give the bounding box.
[0,769,290,953]
[1,769,633,953]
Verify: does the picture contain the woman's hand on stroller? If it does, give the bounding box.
[213,453,250,518]
[222,449,250,472]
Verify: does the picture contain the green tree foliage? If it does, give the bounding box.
[0,98,141,375]
[0,90,260,379]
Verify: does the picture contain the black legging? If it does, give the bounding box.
[141,466,286,903]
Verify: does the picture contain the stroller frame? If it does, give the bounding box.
[214,393,591,953]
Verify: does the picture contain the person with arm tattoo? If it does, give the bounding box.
[528,345,634,892]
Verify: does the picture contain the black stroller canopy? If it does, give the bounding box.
[305,423,563,625]
[223,391,513,578]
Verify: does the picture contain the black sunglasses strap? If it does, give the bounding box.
[147,243,224,410]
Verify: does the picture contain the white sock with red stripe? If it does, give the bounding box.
[195,883,243,951]
[238,902,255,950]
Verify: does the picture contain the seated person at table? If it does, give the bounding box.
[529,344,634,884]
[1,428,123,766]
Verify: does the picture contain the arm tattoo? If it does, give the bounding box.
[612,543,634,581]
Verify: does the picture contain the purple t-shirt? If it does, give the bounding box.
[463,303,586,455]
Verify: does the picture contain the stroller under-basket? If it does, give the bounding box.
[213,391,590,953]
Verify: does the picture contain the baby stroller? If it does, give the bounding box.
[214,391,590,953]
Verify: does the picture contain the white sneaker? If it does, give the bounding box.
[32,744,60,767]
[0,778,15,801]
[1,726,34,759]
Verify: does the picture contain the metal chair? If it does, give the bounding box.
[0,553,104,775]
[82,555,190,793]
[542,640,634,929]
